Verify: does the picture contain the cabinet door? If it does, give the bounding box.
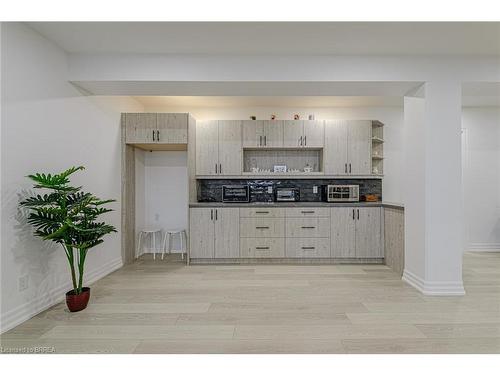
[189,208,215,258]
[125,113,157,143]
[196,120,219,175]
[324,120,348,175]
[283,120,304,147]
[263,120,283,147]
[242,120,264,147]
[330,207,356,258]
[355,207,382,258]
[214,208,240,258]
[157,113,188,144]
[303,120,324,147]
[347,120,372,175]
[218,120,242,175]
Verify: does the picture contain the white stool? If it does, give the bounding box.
[162,229,187,260]
[137,229,162,260]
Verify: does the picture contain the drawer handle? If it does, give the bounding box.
[256,226,270,229]
[255,211,269,214]
[301,247,316,250]
[301,211,315,214]
[301,226,316,229]
[256,247,270,250]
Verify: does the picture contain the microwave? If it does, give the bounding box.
[275,187,300,202]
[222,185,249,203]
[325,185,359,202]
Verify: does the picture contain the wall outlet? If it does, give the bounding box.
[18,275,29,291]
[267,186,273,194]
[313,186,318,194]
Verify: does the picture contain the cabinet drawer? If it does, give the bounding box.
[239,208,285,218]
[286,238,330,258]
[285,217,330,238]
[240,217,285,237]
[285,207,330,218]
[240,238,285,258]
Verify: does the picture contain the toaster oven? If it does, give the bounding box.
[325,185,359,202]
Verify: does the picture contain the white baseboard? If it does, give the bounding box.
[468,243,500,252]
[0,257,123,334]
[402,269,465,296]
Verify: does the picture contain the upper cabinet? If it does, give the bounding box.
[324,120,372,175]
[124,113,188,145]
[242,120,283,148]
[196,120,242,176]
[283,120,324,148]
[157,113,188,144]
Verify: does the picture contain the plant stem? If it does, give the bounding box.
[77,248,87,294]
[65,244,78,293]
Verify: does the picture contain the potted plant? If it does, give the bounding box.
[20,166,116,312]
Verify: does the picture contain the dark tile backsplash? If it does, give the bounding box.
[197,178,382,202]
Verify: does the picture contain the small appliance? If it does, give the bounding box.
[275,187,300,202]
[222,185,250,203]
[324,185,359,202]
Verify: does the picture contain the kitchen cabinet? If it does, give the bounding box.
[355,207,383,258]
[195,120,219,175]
[330,207,382,258]
[286,238,330,258]
[189,208,239,258]
[242,120,283,148]
[125,113,157,143]
[125,113,188,144]
[157,113,188,143]
[240,238,285,258]
[324,120,371,175]
[283,120,324,148]
[196,120,242,175]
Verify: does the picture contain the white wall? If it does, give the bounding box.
[135,151,188,255]
[0,23,143,333]
[142,105,405,204]
[462,107,500,250]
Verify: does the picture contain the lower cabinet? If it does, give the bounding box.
[240,238,285,258]
[189,207,239,258]
[286,238,330,258]
[331,207,382,258]
[190,206,383,260]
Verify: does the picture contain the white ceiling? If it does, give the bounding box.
[132,96,404,108]
[28,22,500,56]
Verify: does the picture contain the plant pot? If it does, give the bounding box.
[66,287,90,312]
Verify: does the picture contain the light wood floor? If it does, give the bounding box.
[1,252,499,354]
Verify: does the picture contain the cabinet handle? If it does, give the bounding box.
[215,163,217,174]
[349,163,352,174]
[264,135,267,146]
[211,209,213,221]
[219,163,222,174]
[301,246,315,250]
[304,135,307,146]
[157,130,160,142]
[215,209,218,221]
[256,226,270,229]
[256,247,270,250]
[357,209,359,220]
[301,211,315,214]
[345,163,347,173]
[301,226,316,229]
[259,135,262,146]
[255,211,269,214]
[353,209,355,220]
[152,130,156,141]
[299,136,303,146]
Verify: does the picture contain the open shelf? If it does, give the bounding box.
[243,148,323,175]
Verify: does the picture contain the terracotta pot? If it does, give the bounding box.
[66,287,90,312]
